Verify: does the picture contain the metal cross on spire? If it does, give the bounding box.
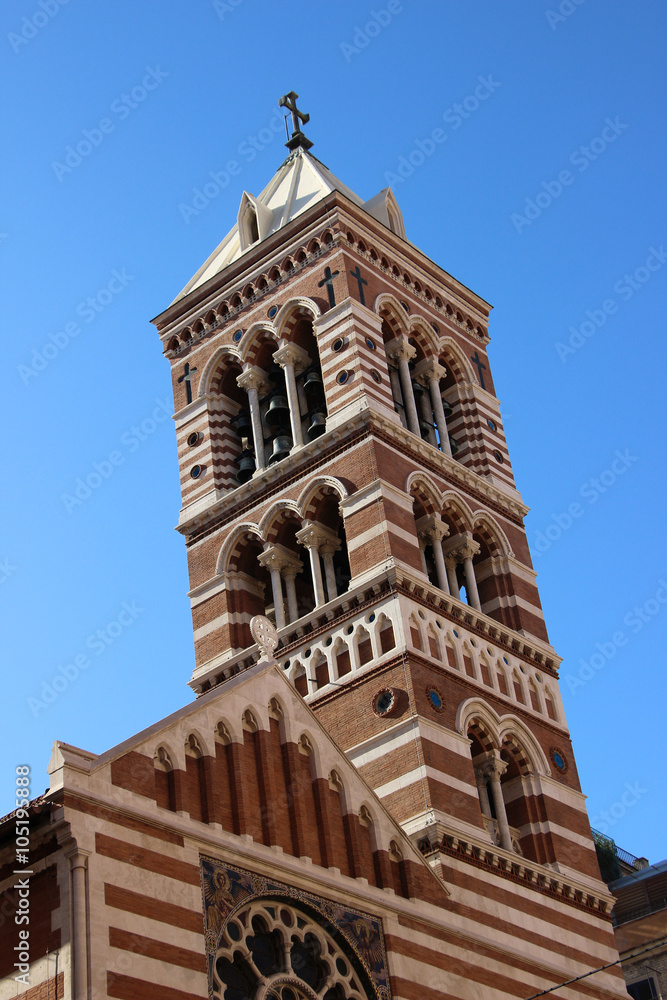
[279,91,314,151]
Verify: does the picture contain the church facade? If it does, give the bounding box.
[0,97,629,999]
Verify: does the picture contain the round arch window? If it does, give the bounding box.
[373,688,396,717]
[212,901,371,1000]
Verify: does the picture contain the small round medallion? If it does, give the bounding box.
[426,685,445,712]
[373,688,396,717]
[550,747,568,774]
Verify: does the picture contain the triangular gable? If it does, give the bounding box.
[49,653,449,906]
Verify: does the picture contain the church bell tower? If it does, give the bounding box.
[149,92,624,989]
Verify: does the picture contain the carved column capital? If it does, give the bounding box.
[479,755,507,783]
[257,546,288,575]
[413,358,447,385]
[237,365,269,394]
[385,335,416,365]
[415,513,450,544]
[295,522,339,553]
[444,532,480,563]
[273,343,311,373]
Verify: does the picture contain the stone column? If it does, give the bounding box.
[237,366,269,470]
[415,359,451,456]
[416,514,450,593]
[296,525,326,607]
[445,557,459,597]
[282,567,300,624]
[258,548,288,629]
[415,381,437,446]
[483,756,512,852]
[296,524,339,608]
[447,535,481,611]
[473,767,492,818]
[389,368,407,427]
[387,336,419,436]
[274,343,311,449]
[461,543,482,612]
[66,848,91,999]
[418,538,429,576]
[320,541,340,602]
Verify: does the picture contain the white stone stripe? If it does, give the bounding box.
[193,611,250,640]
[483,595,545,618]
[348,717,471,767]
[372,765,474,801]
[348,523,416,553]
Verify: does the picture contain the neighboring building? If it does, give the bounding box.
[1,97,631,998]
[596,834,667,999]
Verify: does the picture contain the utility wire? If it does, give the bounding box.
[523,936,667,999]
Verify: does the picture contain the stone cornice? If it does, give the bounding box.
[190,561,561,695]
[423,830,614,918]
[178,406,528,543]
[391,565,561,674]
[368,408,529,523]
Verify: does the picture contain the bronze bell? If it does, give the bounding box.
[442,398,453,418]
[265,395,290,427]
[268,435,292,464]
[234,409,252,440]
[236,450,256,483]
[303,369,324,397]
[449,436,459,455]
[420,420,432,440]
[307,411,326,440]
[411,380,424,399]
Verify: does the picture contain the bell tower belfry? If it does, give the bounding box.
[151,94,616,952]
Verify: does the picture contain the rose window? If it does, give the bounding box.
[213,901,370,1000]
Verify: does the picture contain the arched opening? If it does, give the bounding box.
[244,203,259,245]
[154,747,177,813]
[290,313,328,446]
[230,533,271,644]
[213,357,253,487]
[378,615,396,654]
[185,734,209,824]
[292,662,308,697]
[270,515,315,622]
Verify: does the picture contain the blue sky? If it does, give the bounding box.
[1,1,665,862]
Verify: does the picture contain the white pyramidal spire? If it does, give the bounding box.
[175,145,405,303]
